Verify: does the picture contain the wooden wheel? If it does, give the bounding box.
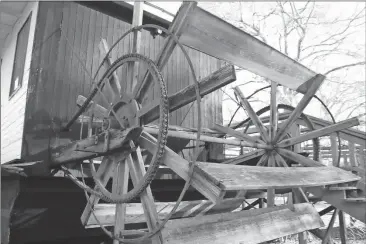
[56,3,362,243]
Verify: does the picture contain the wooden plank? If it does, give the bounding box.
[86,197,246,228]
[51,127,142,166]
[138,131,224,203]
[138,65,236,124]
[193,162,361,191]
[274,74,325,142]
[127,148,163,244]
[234,86,270,142]
[161,203,323,244]
[278,117,360,148]
[178,6,318,94]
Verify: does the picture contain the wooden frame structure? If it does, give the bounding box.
[2,2,365,244]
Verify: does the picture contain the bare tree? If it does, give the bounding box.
[199,2,365,128]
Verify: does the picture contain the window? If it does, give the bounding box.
[9,13,32,98]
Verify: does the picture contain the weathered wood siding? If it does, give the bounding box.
[23,2,223,161]
[0,2,39,163]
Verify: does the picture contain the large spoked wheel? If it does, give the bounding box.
[87,53,169,204]
[219,78,331,169]
[61,21,203,243]
[226,103,320,166]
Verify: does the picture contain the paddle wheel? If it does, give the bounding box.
[2,2,365,244]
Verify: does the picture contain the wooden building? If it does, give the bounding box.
[1,1,224,165]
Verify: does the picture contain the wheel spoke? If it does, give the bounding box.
[80,156,118,225]
[224,149,265,165]
[277,148,324,167]
[269,82,278,143]
[99,39,122,101]
[133,2,197,103]
[268,153,276,167]
[126,147,163,243]
[143,126,271,149]
[256,154,269,166]
[234,86,270,142]
[273,74,325,143]
[277,117,360,148]
[112,159,129,241]
[213,123,265,144]
[138,65,236,124]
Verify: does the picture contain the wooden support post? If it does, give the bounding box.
[338,210,347,244]
[291,124,301,153]
[127,1,143,93]
[269,81,278,142]
[349,142,357,167]
[112,158,129,244]
[330,134,339,167]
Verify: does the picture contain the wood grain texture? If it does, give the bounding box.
[138,65,236,124]
[179,6,317,93]
[194,162,361,191]
[161,203,323,244]
[86,197,246,228]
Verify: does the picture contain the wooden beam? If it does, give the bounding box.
[86,197,247,228]
[277,148,325,167]
[273,74,325,143]
[322,209,339,244]
[138,65,236,124]
[330,135,339,167]
[127,148,163,243]
[223,149,265,165]
[80,157,118,226]
[306,186,366,223]
[178,5,318,94]
[213,123,265,144]
[278,117,360,148]
[319,206,336,216]
[338,210,347,244]
[143,127,271,149]
[161,203,323,244]
[269,82,278,142]
[76,95,108,117]
[127,1,143,92]
[99,39,122,98]
[112,157,129,243]
[234,86,270,142]
[138,131,224,203]
[51,127,142,166]
[256,154,269,166]
[133,2,197,103]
